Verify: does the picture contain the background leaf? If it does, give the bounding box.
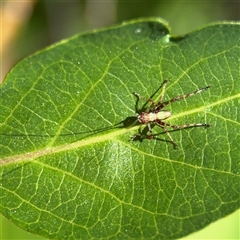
[0,18,239,239]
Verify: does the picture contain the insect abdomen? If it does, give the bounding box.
[138,111,171,123]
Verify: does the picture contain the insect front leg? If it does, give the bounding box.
[133,92,156,111]
[131,123,154,141]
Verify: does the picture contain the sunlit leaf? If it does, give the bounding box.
[0,18,239,239]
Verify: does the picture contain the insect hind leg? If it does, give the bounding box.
[159,85,210,109]
[156,120,211,148]
[156,121,178,148]
[170,123,211,129]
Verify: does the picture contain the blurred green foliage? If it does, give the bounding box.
[12,0,239,69]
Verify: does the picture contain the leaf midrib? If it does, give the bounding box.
[1,92,239,166]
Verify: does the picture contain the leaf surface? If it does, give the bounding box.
[0,18,239,239]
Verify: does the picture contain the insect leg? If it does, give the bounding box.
[158,79,169,104]
[133,92,155,111]
[156,121,178,148]
[157,119,210,130]
[159,85,210,109]
[131,133,141,140]
[157,120,210,147]
[170,123,211,129]
[131,123,153,140]
[147,123,153,139]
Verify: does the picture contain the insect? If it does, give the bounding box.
[131,80,210,148]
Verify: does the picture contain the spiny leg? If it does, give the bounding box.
[157,79,169,105]
[156,120,210,148]
[133,80,170,111]
[170,123,211,129]
[133,92,155,112]
[156,122,178,148]
[157,119,210,130]
[159,85,210,109]
[140,79,170,108]
[146,123,153,139]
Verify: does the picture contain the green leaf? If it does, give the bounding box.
[0,18,239,239]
